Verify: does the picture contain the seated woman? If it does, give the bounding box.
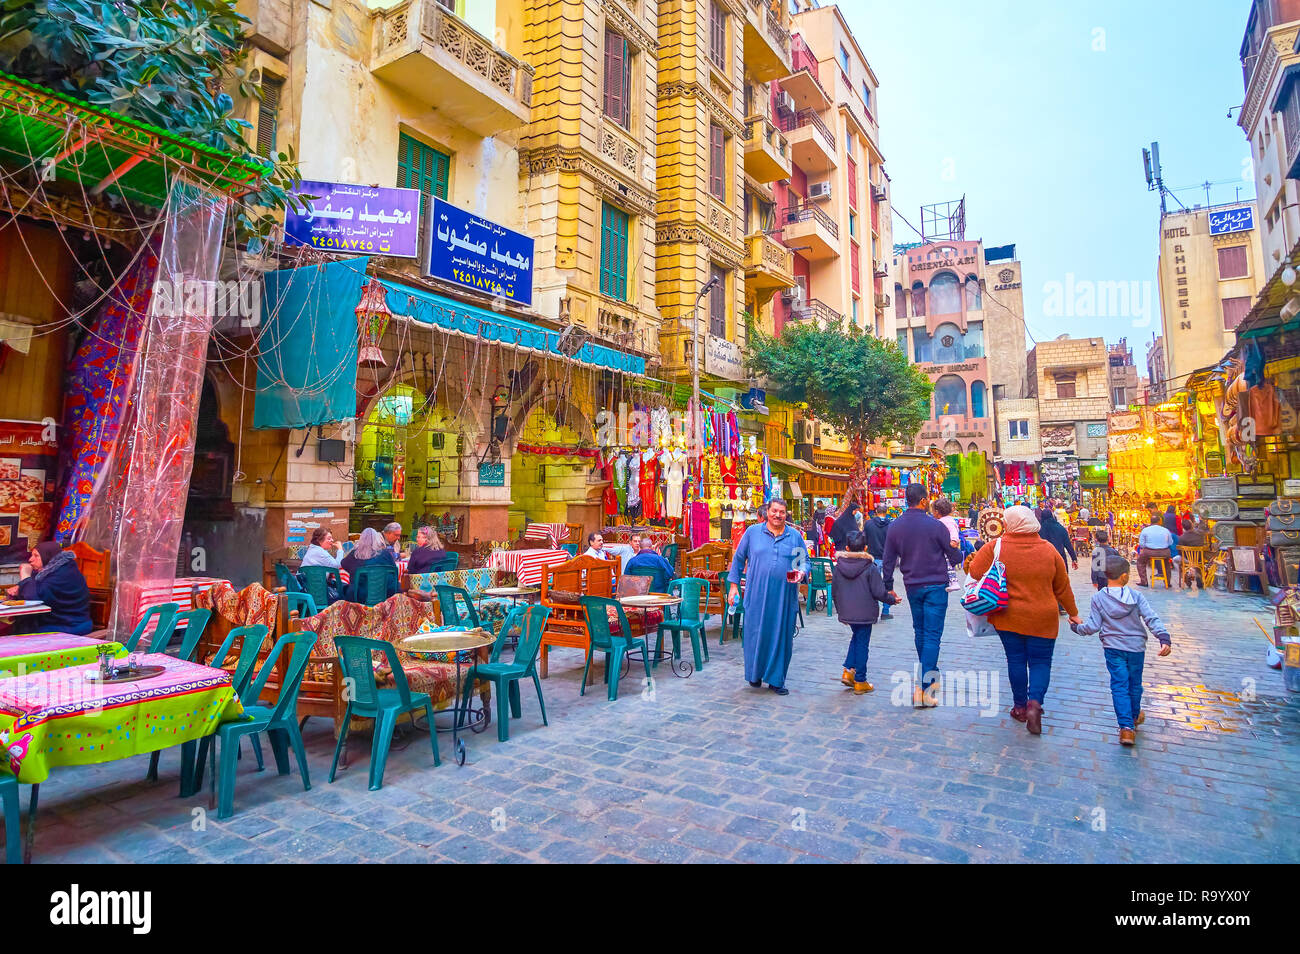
[4,541,94,636]
[406,526,457,575]
[301,527,342,569]
[339,528,399,603]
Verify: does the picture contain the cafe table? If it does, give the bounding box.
[0,632,125,677]
[618,593,690,677]
[0,653,245,862]
[397,628,496,767]
[0,600,50,621]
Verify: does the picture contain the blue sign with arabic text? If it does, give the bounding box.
[426,197,534,307]
[1208,206,1254,236]
[284,180,421,257]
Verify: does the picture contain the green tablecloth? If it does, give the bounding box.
[0,633,124,677]
[0,653,244,784]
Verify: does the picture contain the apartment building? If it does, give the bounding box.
[1026,336,1110,497]
[1108,337,1139,410]
[770,1,893,339]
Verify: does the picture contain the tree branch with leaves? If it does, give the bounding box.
[746,320,933,513]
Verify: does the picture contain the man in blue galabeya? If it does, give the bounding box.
[727,498,809,696]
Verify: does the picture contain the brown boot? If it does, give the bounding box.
[1135,710,1145,727]
[1119,728,1136,746]
[840,668,855,688]
[1025,700,1043,735]
[1009,705,1028,723]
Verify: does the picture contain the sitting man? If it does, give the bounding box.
[623,534,677,593]
[1135,514,1175,586]
[584,532,612,560]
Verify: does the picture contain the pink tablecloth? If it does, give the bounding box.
[487,549,571,587]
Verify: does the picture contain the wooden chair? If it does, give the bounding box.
[71,541,113,627]
[1178,545,1209,589]
[537,554,620,682]
[565,523,584,548]
[1225,546,1270,597]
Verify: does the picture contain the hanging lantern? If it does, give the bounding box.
[355,277,392,366]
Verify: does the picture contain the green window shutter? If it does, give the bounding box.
[256,77,283,158]
[600,202,629,301]
[397,133,451,242]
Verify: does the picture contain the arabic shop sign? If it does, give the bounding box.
[426,197,534,307]
[1208,206,1254,235]
[284,180,421,257]
[704,334,744,380]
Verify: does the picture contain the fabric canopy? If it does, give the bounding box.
[254,257,369,429]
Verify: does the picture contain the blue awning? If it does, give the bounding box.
[381,279,645,375]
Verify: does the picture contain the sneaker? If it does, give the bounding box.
[853,680,874,694]
[840,668,855,688]
[1119,728,1136,746]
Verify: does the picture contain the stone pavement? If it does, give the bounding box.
[21,567,1300,863]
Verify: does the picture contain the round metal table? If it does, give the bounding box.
[619,594,690,677]
[397,628,496,766]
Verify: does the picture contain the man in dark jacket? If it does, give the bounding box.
[863,505,893,619]
[832,530,897,694]
[881,483,962,707]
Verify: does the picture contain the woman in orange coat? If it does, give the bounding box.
[968,505,1080,736]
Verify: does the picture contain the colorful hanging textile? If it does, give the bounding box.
[55,247,158,543]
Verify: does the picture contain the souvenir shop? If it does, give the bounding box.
[993,461,1042,508]
[685,404,768,548]
[1105,404,1195,541]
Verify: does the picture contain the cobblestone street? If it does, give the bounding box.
[23,568,1300,864]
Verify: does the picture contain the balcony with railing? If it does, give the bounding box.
[784,200,838,259]
[786,296,843,328]
[745,231,796,292]
[780,33,831,113]
[743,116,792,182]
[370,0,533,137]
[779,108,836,173]
[744,0,792,83]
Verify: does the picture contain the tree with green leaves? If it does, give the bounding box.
[746,320,933,513]
[0,0,303,241]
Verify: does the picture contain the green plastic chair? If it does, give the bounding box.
[718,571,744,645]
[440,552,460,571]
[122,602,181,653]
[807,557,833,616]
[143,607,212,788]
[436,585,482,628]
[300,566,340,607]
[560,543,578,557]
[192,624,272,790]
[457,604,552,742]
[329,636,440,790]
[274,561,303,593]
[661,542,679,571]
[1,771,18,865]
[352,564,398,606]
[579,595,651,702]
[657,577,710,669]
[205,631,318,819]
[283,591,318,622]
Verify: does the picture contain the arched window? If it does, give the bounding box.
[967,441,980,454]
[965,275,982,310]
[911,280,926,317]
[971,380,986,418]
[895,282,906,318]
[944,439,963,455]
[933,322,963,363]
[933,374,967,417]
[929,271,961,315]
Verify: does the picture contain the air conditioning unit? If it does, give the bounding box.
[776,90,796,115]
[781,285,805,303]
[808,181,832,201]
[871,184,886,202]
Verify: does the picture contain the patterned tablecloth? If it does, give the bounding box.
[487,549,571,587]
[0,633,125,677]
[133,577,231,636]
[0,653,245,783]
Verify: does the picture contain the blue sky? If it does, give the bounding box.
[842,0,1255,350]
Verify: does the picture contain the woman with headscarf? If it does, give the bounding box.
[4,541,93,635]
[339,527,399,603]
[968,506,1079,736]
[1162,505,1182,536]
[830,502,860,553]
[1037,508,1077,570]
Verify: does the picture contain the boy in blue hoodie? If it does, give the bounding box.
[1070,554,1172,746]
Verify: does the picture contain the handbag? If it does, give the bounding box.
[960,538,1009,617]
[1273,497,1300,516]
[965,610,998,638]
[1267,513,1300,531]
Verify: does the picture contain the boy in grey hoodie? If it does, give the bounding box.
[1070,554,1172,746]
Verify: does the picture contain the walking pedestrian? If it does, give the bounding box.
[829,502,860,552]
[968,506,1079,735]
[864,504,893,619]
[881,483,963,708]
[728,498,808,695]
[1089,529,1121,591]
[1071,554,1172,746]
[832,530,897,694]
